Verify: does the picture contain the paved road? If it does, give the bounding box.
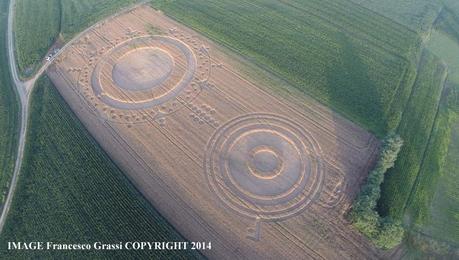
[0,0,148,233]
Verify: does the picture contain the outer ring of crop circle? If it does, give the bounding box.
[91,35,197,110]
[204,113,325,221]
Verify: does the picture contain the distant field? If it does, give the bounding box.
[379,51,446,219]
[407,102,451,226]
[352,0,459,252]
[352,0,442,32]
[0,0,19,205]
[427,110,459,244]
[60,0,137,38]
[151,0,420,136]
[435,7,459,52]
[0,76,201,259]
[408,29,459,246]
[403,81,459,255]
[14,0,138,77]
[427,31,459,84]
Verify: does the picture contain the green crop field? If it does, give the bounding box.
[379,51,446,219]
[356,0,459,251]
[403,81,458,256]
[406,102,451,227]
[404,27,459,248]
[13,0,60,77]
[151,0,421,136]
[435,7,459,54]
[427,31,459,84]
[359,0,459,253]
[14,0,138,77]
[352,0,458,32]
[426,110,459,244]
[353,0,442,32]
[60,0,137,38]
[0,76,202,259]
[0,0,19,206]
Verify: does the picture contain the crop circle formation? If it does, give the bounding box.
[91,35,197,110]
[205,113,324,221]
[74,34,211,124]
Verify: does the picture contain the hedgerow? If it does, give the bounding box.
[350,134,404,250]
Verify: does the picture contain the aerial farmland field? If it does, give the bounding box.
[46,6,382,258]
[1,0,459,259]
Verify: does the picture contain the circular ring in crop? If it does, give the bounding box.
[91,35,198,110]
[205,113,324,221]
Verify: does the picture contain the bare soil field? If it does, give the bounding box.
[47,5,381,259]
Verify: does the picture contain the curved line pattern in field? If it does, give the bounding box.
[205,113,325,222]
[92,36,197,109]
[68,31,212,125]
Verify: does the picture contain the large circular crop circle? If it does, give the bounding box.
[205,113,324,221]
[91,35,197,110]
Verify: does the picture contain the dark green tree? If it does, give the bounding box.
[350,133,404,250]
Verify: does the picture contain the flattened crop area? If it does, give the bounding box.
[47,6,380,259]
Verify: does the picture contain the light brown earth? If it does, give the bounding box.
[47,5,382,259]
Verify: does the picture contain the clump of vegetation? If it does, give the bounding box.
[146,24,164,35]
[350,133,405,250]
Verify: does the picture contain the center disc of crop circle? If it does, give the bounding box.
[225,128,304,198]
[112,48,173,91]
[248,146,283,179]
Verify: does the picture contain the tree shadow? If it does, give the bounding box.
[325,32,387,134]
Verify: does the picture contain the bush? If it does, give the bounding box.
[350,133,405,249]
[351,206,379,238]
[374,217,405,250]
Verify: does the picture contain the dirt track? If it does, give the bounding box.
[47,6,381,259]
[0,0,29,234]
